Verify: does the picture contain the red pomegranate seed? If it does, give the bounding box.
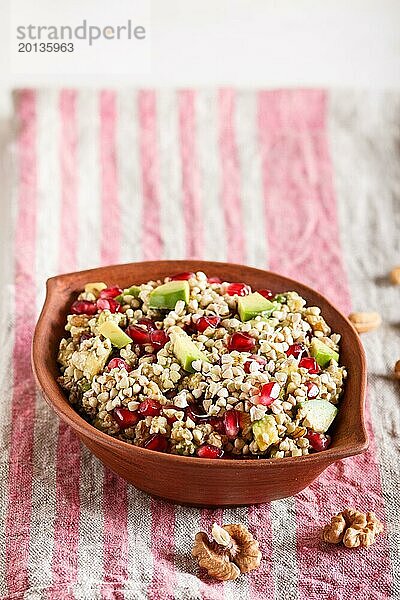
[170,271,194,280]
[96,298,120,313]
[223,410,240,439]
[186,409,226,434]
[150,329,169,350]
[144,433,168,452]
[208,416,226,434]
[257,289,274,300]
[299,357,320,374]
[183,321,197,335]
[305,381,319,398]
[306,430,331,452]
[196,444,224,459]
[244,354,267,373]
[163,405,180,425]
[137,318,157,332]
[207,276,221,284]
[99,286,122,299]
[138,398,161,417]
[126,325,151,345]
[107,358,132,372]
[71,300,97,315]
[185,406,226,435]
[186,408,197,423]
[80,332,94,342]
[113,407,140,429]
[185,406,196,422]
[258,382,280,406]
[108,298,121,312]
[185,406,206,423]
[286,343,306,359]
[195,315,221,333]
[165,414,177,425]
[228,332,256,352]
[226,282,251,297]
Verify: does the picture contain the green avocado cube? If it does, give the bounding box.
[169,326,209,373]
[127,285,141,297]
[149,280,190,310]
[274,293,287,304]
[252,415,279,451]
[310,338,339,368]
[238,292,278,322]
[97,311,111,327]
[98,320,132,349]
[301,400,338,433]
[115,285,141,303]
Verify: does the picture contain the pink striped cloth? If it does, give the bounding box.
[1,89,399,600]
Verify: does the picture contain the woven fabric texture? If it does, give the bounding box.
[0,89,399,600]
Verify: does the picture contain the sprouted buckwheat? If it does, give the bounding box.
[57,271,346,458]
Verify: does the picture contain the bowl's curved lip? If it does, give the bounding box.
[32,260,369,469]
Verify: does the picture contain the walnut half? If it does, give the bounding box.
[192,523,262,581]
[323,508,383,549]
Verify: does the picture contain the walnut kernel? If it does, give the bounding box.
[389,266,400,285]
[322,512,347,544]
[348,312,381,334]
[192,523,261,580]
[323,508,383,549]
[394,359,400,380]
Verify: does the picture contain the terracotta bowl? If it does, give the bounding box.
[32,260,368,506]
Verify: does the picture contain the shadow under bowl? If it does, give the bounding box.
[32,260,368,506]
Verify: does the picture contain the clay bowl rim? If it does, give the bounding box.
[32,260,369,470]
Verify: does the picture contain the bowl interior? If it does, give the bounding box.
[33,260,368,464]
